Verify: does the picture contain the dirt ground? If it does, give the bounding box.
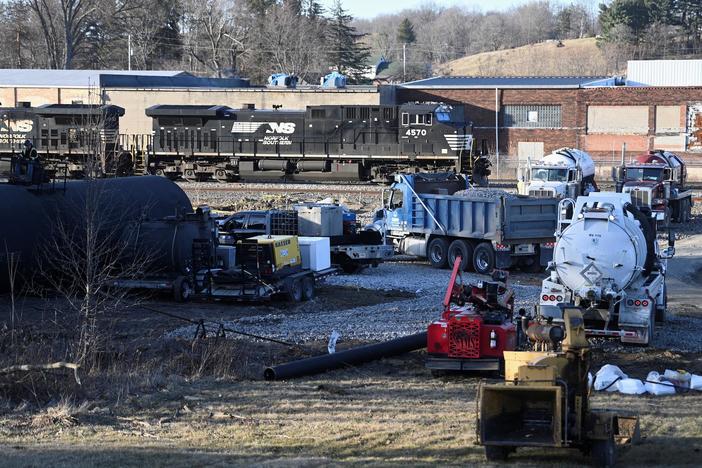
[1,199,702,466]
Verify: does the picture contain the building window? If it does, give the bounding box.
[503,105,561,128]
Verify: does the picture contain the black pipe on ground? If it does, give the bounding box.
[263,332,427,381]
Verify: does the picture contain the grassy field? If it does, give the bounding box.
[2,348,701,467]
[439,38,613,77]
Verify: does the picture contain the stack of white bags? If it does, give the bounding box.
[592,364,702,395]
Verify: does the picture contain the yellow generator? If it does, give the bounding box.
[477,307,640,466]
[237,235,302,278]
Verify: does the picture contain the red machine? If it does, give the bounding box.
[426,257,517,373]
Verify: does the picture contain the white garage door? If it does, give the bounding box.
[517,142,544,162]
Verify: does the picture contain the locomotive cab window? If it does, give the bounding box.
[401,113,409,126]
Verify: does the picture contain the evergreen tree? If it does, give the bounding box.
[326,0,370,83]
[599,0,651,42]
[397,18,416,44]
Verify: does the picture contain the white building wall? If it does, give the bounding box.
[628,60,702,86]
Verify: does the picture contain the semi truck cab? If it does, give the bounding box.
[518,148,597,199]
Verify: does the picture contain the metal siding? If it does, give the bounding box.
[628,60,702,86]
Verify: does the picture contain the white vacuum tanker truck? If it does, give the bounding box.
[518,148,598,199]
[538,192,674,345]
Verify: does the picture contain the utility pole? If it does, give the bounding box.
[403,43,406,82]
[128,34,132,71]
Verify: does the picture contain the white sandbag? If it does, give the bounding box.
[691,374,702,390]
[645,371,676,396]
[663,369,691,390]
[594,364,628,392]
[617,378,646,395]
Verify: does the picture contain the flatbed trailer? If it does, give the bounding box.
[112,266,339,303]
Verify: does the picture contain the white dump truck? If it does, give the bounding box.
[538,192,675,345]
[518,147,598,199]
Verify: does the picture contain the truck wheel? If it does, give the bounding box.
[655,284,667,323]
[173,276,193,303]
[522,256,542,273]
[646,306,655,346]
[428,237,449,269]
[302,276,315,301]
[591,436,616,467]
[341,258,362,274]
[484,445,510,461]
[287,278,304,303]
[472,243,495,275]
[447,240,473,271]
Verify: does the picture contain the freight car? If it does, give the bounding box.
[0,103,128,177]
[143,102,480,182]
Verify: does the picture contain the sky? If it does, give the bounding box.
[319,0,547,19]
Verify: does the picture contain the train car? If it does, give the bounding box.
[144,103,476,181]
[0,103,128,178]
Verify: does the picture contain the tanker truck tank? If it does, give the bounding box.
[0,176,193,292]
[519,148,597,199]
[539,192,670,345]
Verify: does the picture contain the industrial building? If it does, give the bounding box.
[396,60,702,178]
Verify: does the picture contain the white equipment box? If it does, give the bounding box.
[298,236,331,271]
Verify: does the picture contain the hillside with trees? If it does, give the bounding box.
[0,0,700,83]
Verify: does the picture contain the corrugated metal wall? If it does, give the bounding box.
[628,60,702,86]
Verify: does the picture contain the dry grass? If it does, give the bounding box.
[440,38,613,77]
[31,398,89,429]
[1,352,701,466]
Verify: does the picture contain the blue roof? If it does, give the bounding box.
[100,74,249,88]
[0,69,249,89]
[400,75,612,89]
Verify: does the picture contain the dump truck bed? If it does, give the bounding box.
[402,193,558,243]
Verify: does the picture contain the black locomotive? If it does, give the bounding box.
[145,102,476,181]
[0,103,127,178]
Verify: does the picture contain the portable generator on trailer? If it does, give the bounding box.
[426,257,517,373]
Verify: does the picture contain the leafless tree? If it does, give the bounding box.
[28,0,138,69]
[182,0,250,77]
[36,96,153,368]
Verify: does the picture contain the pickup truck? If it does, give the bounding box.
[375,173,558,274]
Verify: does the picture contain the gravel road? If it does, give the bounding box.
[167,261,541,344]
